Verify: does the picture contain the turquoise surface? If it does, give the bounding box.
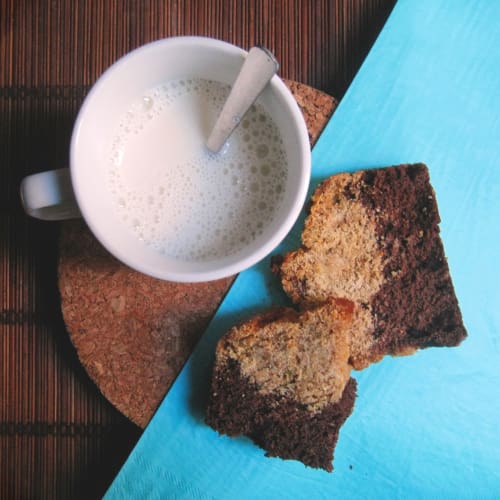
[106,0,500,497]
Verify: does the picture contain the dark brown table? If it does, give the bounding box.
[0,1,395,497]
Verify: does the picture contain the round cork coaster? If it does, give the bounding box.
[58,80,337,428]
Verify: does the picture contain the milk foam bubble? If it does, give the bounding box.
[107,78,288,261]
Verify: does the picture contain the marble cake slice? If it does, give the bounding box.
[206,298,357,472]
[272,163,467,369]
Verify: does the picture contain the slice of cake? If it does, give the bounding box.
[273,163,467,369]
[206,298,357,472]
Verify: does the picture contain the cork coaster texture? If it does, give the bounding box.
[58,81,337,428]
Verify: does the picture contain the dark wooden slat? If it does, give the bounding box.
[0,0,394,95]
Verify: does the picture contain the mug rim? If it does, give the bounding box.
[70,36,310,282]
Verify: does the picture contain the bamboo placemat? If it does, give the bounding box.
[0,1,395,497]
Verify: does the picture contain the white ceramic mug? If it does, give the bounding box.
[20,37,310,282]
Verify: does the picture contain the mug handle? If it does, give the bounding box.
[20,168,81,221]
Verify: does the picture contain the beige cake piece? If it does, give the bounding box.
[215,298,354,411]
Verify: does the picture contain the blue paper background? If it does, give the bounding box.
[106,0,500,497]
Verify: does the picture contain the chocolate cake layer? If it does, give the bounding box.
[355,165,467,359]
[206,358,357,472]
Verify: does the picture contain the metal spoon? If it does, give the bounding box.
[206,46,279,153]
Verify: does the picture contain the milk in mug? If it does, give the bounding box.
[107,78,288,262]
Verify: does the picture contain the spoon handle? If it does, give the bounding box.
[206,46,279,153]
